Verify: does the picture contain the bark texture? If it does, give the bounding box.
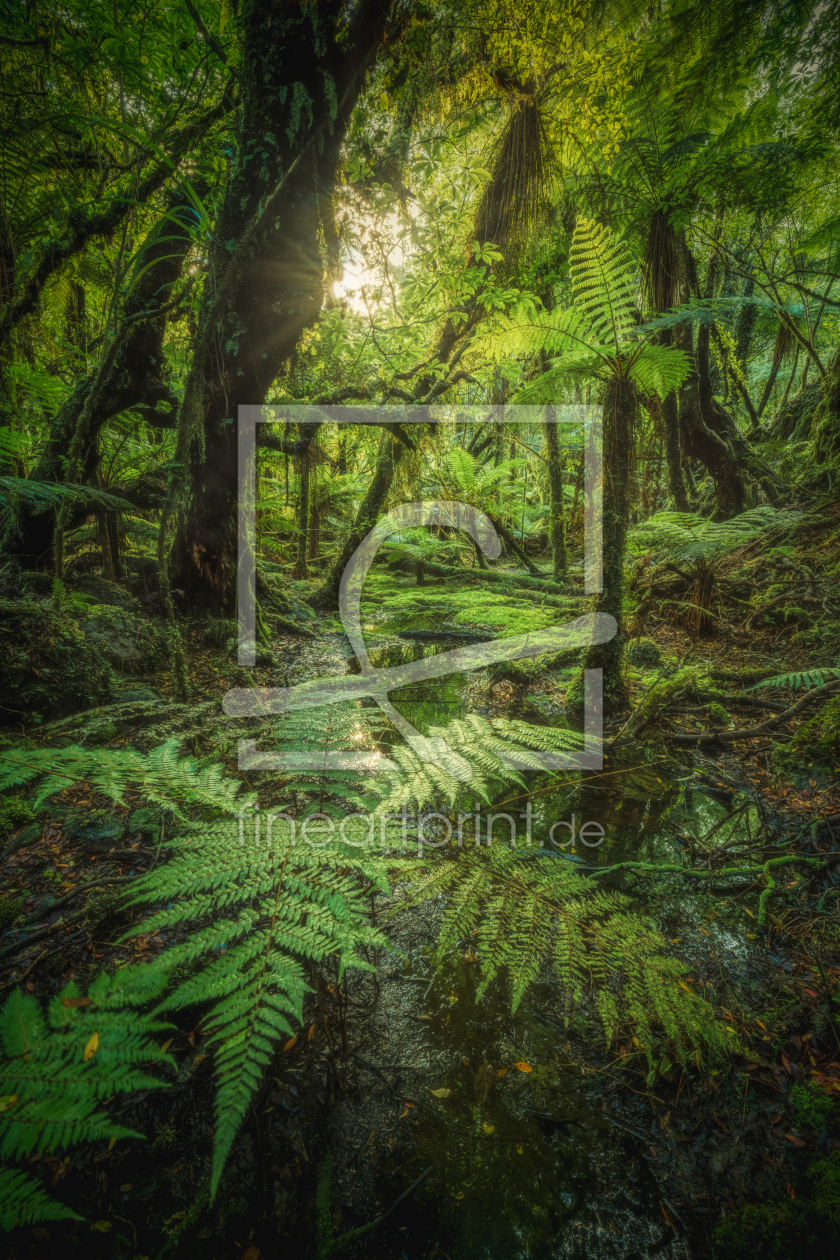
[170,0,393,607]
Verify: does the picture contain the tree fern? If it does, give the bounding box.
[627,506,806,562]
[0,970,173,1229]
[480,218,690,404]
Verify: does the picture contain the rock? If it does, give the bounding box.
[129,807,162,837]
[627,636,662,667]
[0,596,112,722]
[65,815,126,853]
[75,576,139,611]
[80,606,165,670]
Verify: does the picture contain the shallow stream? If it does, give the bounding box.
[273,594,786,1258]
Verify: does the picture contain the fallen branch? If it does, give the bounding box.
[667,681,839,746]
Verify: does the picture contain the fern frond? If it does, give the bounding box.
[0,973,173,1164]
[569,218,638,351]
[629,342,692,400]
[750,666,840,691]
[0,1168,81,1231]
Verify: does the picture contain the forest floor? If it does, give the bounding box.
[2,502,840,1260]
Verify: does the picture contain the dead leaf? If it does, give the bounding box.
[61,997,91,1008]
[514,1062,532,1073]
[307,1024,315,1042]
[482,1121,495,1134]
[160,1038,173,1053]
[239,1248,261,1260]
[430,1088,451,1098]
[784,1133,806,1147]
[84,1032,99,1061]
[399,1108,409,1119]
[661,1205,675,1229]
[283,1036,297,1052]
[90,1220,112,1232]
[31,1228,50,1239]
[497,1068,507,1078]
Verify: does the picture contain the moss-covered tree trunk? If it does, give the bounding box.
[4,197,193,568]
[293,456,310,580]
[544,408,567,580]
[576,377,635,712]
[168,0,392,609]
[309,431,406,611]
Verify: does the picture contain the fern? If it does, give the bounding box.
[377,713,584,815]
[0,970,173,1229]
[627,506,806,562]
[388,844,735,1070]
[0,475,135,519]
[127,814,389,1194]
[0,740,246,815]
[480,218,690,404]
[750,666,840,691]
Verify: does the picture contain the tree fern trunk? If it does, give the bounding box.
[544,407,567,580]
[575,377,634,714]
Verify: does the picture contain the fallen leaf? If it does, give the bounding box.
[430,1088,451,1098]
[91,1220,112,1232]
[119,1184,133,1192]
[497,1069,507,1078]
[283,1036,297,1052]
[61,997,91,1008]
[160,1038,173,1053]
[84,1032,99,1061]
[678,981,693,993]
[661,1205,675,1229]
[482,1121,495,1134]
[307,1024,315,1042]
[403,1101,415,1109]
[31,1227,50,1239]
[784,1133,806,1147]
[240,1248,261,1260]
[514,1062,532,1073]
[194,1054,208,1065]
[399,1108,409,1119]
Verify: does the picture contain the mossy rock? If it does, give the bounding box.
[0,796,35,839]
[80,604,165,671]
[0,596,113,723]
[626,637,662,667]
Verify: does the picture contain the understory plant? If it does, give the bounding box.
[0,706,736,1226]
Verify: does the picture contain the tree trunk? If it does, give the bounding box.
[544,408,567,580]
[4,196,193,568]
[169,0,392,608]
[577,377,634,710]
[309,430,406,611]
[293,457,310,580]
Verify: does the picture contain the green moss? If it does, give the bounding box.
[626,636,661,667]
[712,1156,840,1260]
[0,796,35,838]
[791,1081,835,1131]
[708,702,731,726]
[360,573,577,638]
[0,894,23,929]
